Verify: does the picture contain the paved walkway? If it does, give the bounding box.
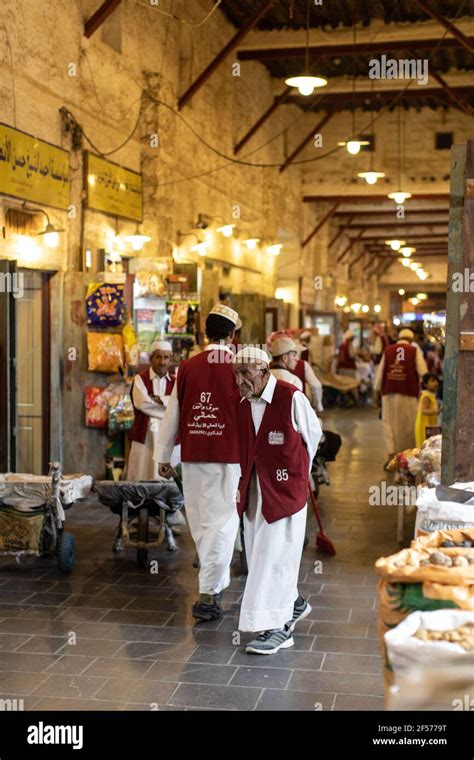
[0,406,413,711]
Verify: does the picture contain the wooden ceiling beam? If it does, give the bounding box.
[411,0,474,55]
[84,0,121,38]
[280,110,335,172]
[304,194,449,203]
[234,88,291,154]
[302,201,341,248]
[178,0,275,110]
[237,36,470,61]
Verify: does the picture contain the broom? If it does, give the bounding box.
[308,485,336,556]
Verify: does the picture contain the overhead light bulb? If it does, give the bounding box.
[410,297,420,306]
[393,317,401,326]
[400,258,411,267]
[36,220,65,248]
[44,230,59,248]
[361,304,370,313]
[243,238,260,251]
[416,293,428,300]
[398,288,406,296]
[267,244,283,256]
[191,241,210,256]
[374,304,382,313]
[216,224,235,238]
[285,75,328,96]
[125,230,152,251]
[351,302,362,313]
[410,261,422,271]
[386,239,406,251]
[357,171,386,185]
[417,270,429,280]
[400,246,416,258]
[335,295,348,307]
[388,191,412,204]
[338,139,370,155]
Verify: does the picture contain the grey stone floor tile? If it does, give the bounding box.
[333,693,385,710]
[32,697,125,711]
[256,689,335,711]
[93,677,177,704]
[169,683,261,710]
[81,657,154,678]
[0,671,49,695]
[31,673,108,699]
[44,656,96,676]
[322,653,383,675]
[187,645,235,665]
[312,636,382,655]
[229,666,291,689]
[289,669,383,696]
[143,661,236,685]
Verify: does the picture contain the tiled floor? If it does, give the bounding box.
[0,406,413,711]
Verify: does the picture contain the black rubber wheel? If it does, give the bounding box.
[137,507,149,568]
[57,532,75,573]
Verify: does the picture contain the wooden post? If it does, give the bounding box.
[442,141,474,482]
[84,0,121,38]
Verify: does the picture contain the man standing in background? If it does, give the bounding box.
[127,341,175,481]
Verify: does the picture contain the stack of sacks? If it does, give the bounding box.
[415,482,474,537]
[374,527,474,701]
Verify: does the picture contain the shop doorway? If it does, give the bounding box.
[0,263,51,474]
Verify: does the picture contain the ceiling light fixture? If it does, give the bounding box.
[285,0,328,96]
[267,244,283,256]
[400,246,416,258]
[386,239,406,251]
[387,107,411,204]
[125,225,152,252]
[216,224,235,238]
[35,211,65,249]
[243,238,260,250]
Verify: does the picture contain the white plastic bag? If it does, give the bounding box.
[415,482,474,536]
[385,610,473,680]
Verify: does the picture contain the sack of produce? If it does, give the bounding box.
[384,610,473,680]
[415,484,474,537]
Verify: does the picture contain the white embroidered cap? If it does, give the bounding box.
[208,303,239,325]
[234,346,270,366]
[150,341,173,354]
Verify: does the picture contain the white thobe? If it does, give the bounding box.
[304,360,324,413]
[155,344,240,596]
[271,368,303,390]
[374,341,428,454]
[126,370,173,481]
[239,373,322,633]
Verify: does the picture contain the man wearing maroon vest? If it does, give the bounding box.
[126,341,175,481]
[233,346,322,655]
[156,305,241,622]
[374,328,428,464]
[337,329,358,377]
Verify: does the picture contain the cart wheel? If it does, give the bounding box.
[58,532,75,573]
[137,507,149,568]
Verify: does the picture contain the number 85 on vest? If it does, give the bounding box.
[276,469,289,482]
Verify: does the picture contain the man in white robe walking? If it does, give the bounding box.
[233,347,322,654]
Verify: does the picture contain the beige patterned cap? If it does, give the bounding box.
[208,303,239,325]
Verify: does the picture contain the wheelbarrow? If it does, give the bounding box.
[94,480,185,568]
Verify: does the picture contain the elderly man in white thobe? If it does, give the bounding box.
[233,347,322,655]
[126,341,176,481]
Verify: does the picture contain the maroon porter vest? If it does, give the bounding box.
[129,369,175,444]
[177,349,239,463]
[381,343,419,397]
[235,380,309,524]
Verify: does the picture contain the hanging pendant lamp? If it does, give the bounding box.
[285,0,327,96]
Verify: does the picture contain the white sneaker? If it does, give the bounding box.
[246,627,294,655]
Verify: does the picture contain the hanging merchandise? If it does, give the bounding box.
[87,332,124,373]
[84,387,109,428]
[134,269,167,298]
[107,384,135,434]
[86,282,125,327]
[168,301,189,334]
[122,321,140,366]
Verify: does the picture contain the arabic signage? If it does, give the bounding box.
[85,152,142,222]
[0,123,70,210]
